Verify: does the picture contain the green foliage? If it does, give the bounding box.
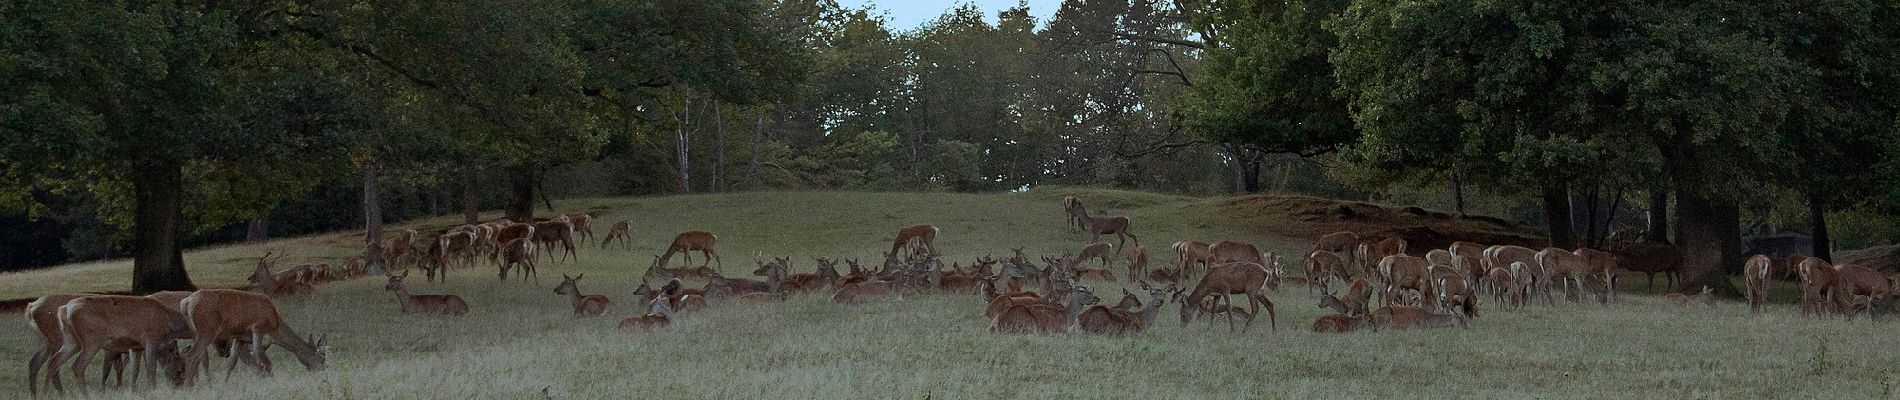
[1181,0,1355,157]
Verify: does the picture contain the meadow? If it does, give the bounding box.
[1,189,1895,399]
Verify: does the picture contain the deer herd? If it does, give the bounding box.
[18,196,1897,396]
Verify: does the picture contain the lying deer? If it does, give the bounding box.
[991,280,1097,334]
[553,274,612,317]
[618,297,674,330]
[1664,286,1714,307]
[1077,281,1174,336]
[250,251,313,297]
[1370,305,1467,330]
[384,272,470,315]
[1311,313,1375,333]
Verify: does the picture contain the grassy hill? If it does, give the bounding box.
[0,189,1886,398]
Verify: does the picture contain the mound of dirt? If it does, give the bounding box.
[1218,194,1545,253]
[1838,245,1900,273]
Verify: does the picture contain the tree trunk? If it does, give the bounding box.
[506,165,536,221]
[749,110,764,191]
[362,161,386,275]
[675,96,693,193]
[1808,194,1832,262]
[426,183,442,216]
[1450,174,1466,217]
[1540,184,1576,248]
[131,159,195,293]
[1583,183,1600,247]
[1239,151,1263,193]
[244,217,269,243]
[1647,190,1669,243]
[712,102,726,192]
[537,168,554,212]
[1674,189,1743,295]
[462,165,480,225]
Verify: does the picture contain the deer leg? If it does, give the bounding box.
[29,348,45,395]
[70,346,99,395]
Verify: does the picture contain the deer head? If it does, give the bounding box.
[554,274,585,296]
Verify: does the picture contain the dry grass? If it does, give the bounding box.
[1,190,1895,399]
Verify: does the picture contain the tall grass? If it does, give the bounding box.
[0,190,1891,398]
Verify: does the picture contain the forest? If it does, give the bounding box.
[3,0,1898,297]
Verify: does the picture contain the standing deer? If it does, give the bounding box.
[657,230,721,268]
[1074,242,1116,270]
[1355,237,1407,276]
[1744,254,1772,314]
[553,274,612,317]
[1208,240,1265,265]
[384,229,418,268]
[1172,240,1214,279]
[618,297,675,330]
[1435,276,1477,317]
[1078,213,1138,250]
[1126,243,1151,282]
[24,294,136,395]
[1538,247,1595,303]
[384,272,470,315]
[891,224,940,259]
[44,295,190,394]
[1304,250,1348,290]
[1485,266,1521,310]
[179,289,326,384]
[564,213,596,243]
[250,252,313,297]
[1574,248,1620,303]
[1063,196,1088,232]
[1796,257,1847,316]
[1486,245,1545,304]
[601,220,633,250]
[497,237,538,282]
[1314,231,1360,266]
[1378,255,1429,307]
[1836,264,1895,319]
[1180,261,1278,331]
[533,220,578,263]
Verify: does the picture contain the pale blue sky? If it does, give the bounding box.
[837,0,1064,31]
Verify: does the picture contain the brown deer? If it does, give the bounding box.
[44,295,190,394]
[1180,261,1277,331]
[1573,248,1620,303]
[1077,281,1174,336]
[1078,213,1138,250]
[1207,240,1263,265]
[24,294,106,395]
[1075,242,1116,270]
[658,230,721,268]
[1318,278,1373,316]
[1538,247,1595,303]
[563,213,596,243]
[646,256,715,280]
[1172,240,1214,278]
[1434,276,1477,317]
[1837,264,1895,318]
[1485,266,1521,310]
[1311,313,1375,333]
[1449,241,1486,259]
[1125,243,1151,281]
[1426,249,1454,268]
[1378,255,1429,307]
[1063,196,1087,232]
[1314,231,1360,262]
[991,281,1098,334]
[496,223,536,247]
[384,272,469,315]
[179,289,326,384]
[1304,250,1348,290]
[1370,305,1467,330]
[1355,237,1407,275]
[618,297,674,330]
[384,229,419,268]
[891,224,940,259]
[532,220,577,263]
[552,274,612,317]
[782,257,843,293]
[1796,257,1847,316]
[250,251,313,297]
[497,237,538,282]
[601,220,633,250]
[1663,286,1714,307]
[1744,254,1772,314]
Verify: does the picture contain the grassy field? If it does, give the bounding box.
[1,189,1895,399]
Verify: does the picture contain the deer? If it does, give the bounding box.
[1538,247,1596,304]
[563,213,596,243]
[618,297,675,330]
[646,256,714,280]
[1172,240,1214,279]
[1077,281,1174,336]
[782,257,843,293]
[440,231,479,269]
[1311,313,1375,333]
[601,220,633,250]
[657,230,721,268]
[1490,246,1550,305]
[1485,266,1521,310]
[497,237,538,282]
[552,274,612,317]
[1794,257,1847,316]
[991,280,1098,334]
[1078,213,1138,250]
[1370,305,1467,330]
[1062,196,1087,232]
[1193,295,1256,331]
[1318,278,1373,316]
[1574,248,1620,303]
[1314,231,1360,264]
[384,271,469,315]
[24,294,133,395]
[1425,249,1454,268]
[1354,237,1407,276]
[250,251,313,297]
[1179,261,1277,331]
[1836,264,1895,319]
[384,228,419,268]
[1378,255,1429,307]
[1449,241,1486,259]
[532,219,578,263]
[1744,255,1772,314]
[496,222,536,247]
[1126,243,1151,281]
[890,224,940,259]
[1304,250,1349,290]
[179,289,326,384]
[1663,286,1715,307]
[1075,242,1116,270]
[43,295,190,394]
[980,275,1050,317]
[1434,276,1477,317]
[1208,240,1265,265]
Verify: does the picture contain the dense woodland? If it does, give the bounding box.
[2,0,1898,296]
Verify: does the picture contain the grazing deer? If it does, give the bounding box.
[1574,248,1620,303]
[1744,255,1772,314]
[1370,305,1467,330]
[1355,237,1407,276]
[1664,286,1714,307]
[1485,267,1520,309]
[1077,281,1174,336]
[891,224,940,259]
[1075,242,1116,270]
[657,230,721,268]
[497,237,538,282]
[1378,255,1429,307]
[1126,243,1151,281]
[1172,240,1214,279]
[1180,261,1278,331]
[25,294,108,395]
[1425,249,1454,268]
[1063,196,1087,232]
[1538,247,1595,303]
[1435,276,1477,317]
[991,281,1098,334]
[250,252,313,297]
[1836,264,1895,319]
[1314,231,1360,264]
[384,229,419,267]
[1449,241,1486,259]
[1311,313,1375,333]
[441,231,478,269]
[618,297,674,330]
[552,274,612,317]
[563,213,596,243]
[646,256,714,280]
[1796,257,1847,316]
[1079,214,1138,250]
[1207,240,1264,266]
[179,289,326,384]
[496,223,536,248]
[384,272,469,315]
[532,220,578,263]
[1318,278,1372,316]
[601,220,633,250]
[1304,250,1348,290]
[44,295,190,394]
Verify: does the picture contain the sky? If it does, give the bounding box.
[836,0,1064,32]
